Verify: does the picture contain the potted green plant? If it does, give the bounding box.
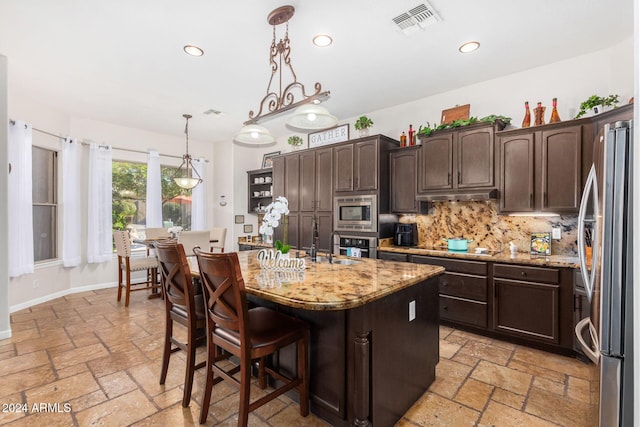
[575,94,619,118]
[354,115,374,137]
[287,135,304,151]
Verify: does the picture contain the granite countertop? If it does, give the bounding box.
[188,250,444,311]
[378,246,580,269]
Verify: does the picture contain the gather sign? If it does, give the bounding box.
[257,249,306,271]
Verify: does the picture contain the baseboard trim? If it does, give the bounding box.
[10,282,117,313]
[0,329,12,340]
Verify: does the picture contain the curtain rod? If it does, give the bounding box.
[9,119,208,162]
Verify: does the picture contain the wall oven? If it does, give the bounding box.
[334,195,377,233]
[332,235,377,259]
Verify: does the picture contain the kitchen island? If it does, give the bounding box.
[189,251,444,427]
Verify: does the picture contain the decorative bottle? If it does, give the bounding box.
[408,125,415,146]
[549,98,561,123]
[400,132,407,147]
[522,101,531,128]
[533,102,546,126]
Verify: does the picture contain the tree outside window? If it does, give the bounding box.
[112,161,192,234]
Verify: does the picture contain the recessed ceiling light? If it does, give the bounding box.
[458,41,480,53]
[313,34,333,47]
[183,45,204,56]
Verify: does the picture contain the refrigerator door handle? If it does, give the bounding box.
[575,317,600,364]
[577,165,598,302]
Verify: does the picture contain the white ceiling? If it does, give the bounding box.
[0,0,634,144]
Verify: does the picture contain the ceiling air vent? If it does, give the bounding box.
[392,2,441,35]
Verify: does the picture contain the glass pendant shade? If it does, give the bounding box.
[234,124,276,145]
[286,104,338,130]
[173,114,202,190]
[174,176,201,190]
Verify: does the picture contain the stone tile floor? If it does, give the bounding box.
[0,288,598,426]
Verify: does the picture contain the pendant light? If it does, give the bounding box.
[173,114,202,190]
[234,5,335,144]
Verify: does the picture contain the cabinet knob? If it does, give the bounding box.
[443,306,448,311]
[521,271,527,277]
[442,282,449,287]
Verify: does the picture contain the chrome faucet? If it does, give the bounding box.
[328,230,341,263]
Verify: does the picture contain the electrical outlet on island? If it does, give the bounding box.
[551,227,561,240]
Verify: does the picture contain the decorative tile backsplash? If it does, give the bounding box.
[399,201,578,256]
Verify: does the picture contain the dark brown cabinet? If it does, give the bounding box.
[412,255,488,329]
[377,252,409,262]
[492,264,560,344]
[334,137,392,193]
[299,211,332,252]
[418,122,495,193]
[498,123,583,213]
[389,147,420,213]
[300,147,333,212]
[247,168,273,214]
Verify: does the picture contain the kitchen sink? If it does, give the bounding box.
[313,256,362,265]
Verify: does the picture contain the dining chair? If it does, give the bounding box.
[113,230,161,307]
[178,230,211,256]
[194,249,310,426]
[209,227,227,253]
[154,240,206,407]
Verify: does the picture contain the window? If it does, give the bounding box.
[32,146,58,262]
[112,161,191,236]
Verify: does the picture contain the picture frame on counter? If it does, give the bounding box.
[261,151,280,169]
[308,123,350,148]
[530,232,551,256]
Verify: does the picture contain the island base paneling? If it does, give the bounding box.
[250,275,440,427]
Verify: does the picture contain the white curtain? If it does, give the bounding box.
[8,120,34,277]
[146,150,162,228]
[191,158,207,230]
[87,143,113,263]
[61,138,81,267]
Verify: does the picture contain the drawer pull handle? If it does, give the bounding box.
[442,282,449,287]
[521,271,527,276]
[443,306,448,311]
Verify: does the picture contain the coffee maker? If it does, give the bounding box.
[394,223,418,247]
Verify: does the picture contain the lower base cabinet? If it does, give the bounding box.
[381,251,575,353]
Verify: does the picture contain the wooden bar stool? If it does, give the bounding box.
[113,230,161,307]
[194,249,310,426]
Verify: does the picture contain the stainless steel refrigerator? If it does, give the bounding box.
[576,120,634,426]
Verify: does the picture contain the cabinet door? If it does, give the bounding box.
[457,126,495,188]
[299,151,316,212]
[419,133,453,191]
[354,139,378,191]
[493,278,559,344]
[272,156,285,200]
[315,147,333,212]
[390,149,418,213]
[334,144,354,192]
[299,212,332,252]
[498,134,534,212]
[284,154,300,212]
[540,125,582,212]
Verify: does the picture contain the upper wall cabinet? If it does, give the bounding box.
[418,122,496,194]
[498,123,583,213]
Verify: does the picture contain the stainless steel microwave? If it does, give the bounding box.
[334,195,377,232]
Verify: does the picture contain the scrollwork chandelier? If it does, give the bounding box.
[233,5,337,145]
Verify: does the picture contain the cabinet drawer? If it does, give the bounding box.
[378,252,408,262]
[439,273,487,301]
[493,264,559,283]
[412,255,487,275]
[440,295,487,328]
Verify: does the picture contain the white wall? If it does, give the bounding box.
[0,55,10,339]
[7,94,215,310]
